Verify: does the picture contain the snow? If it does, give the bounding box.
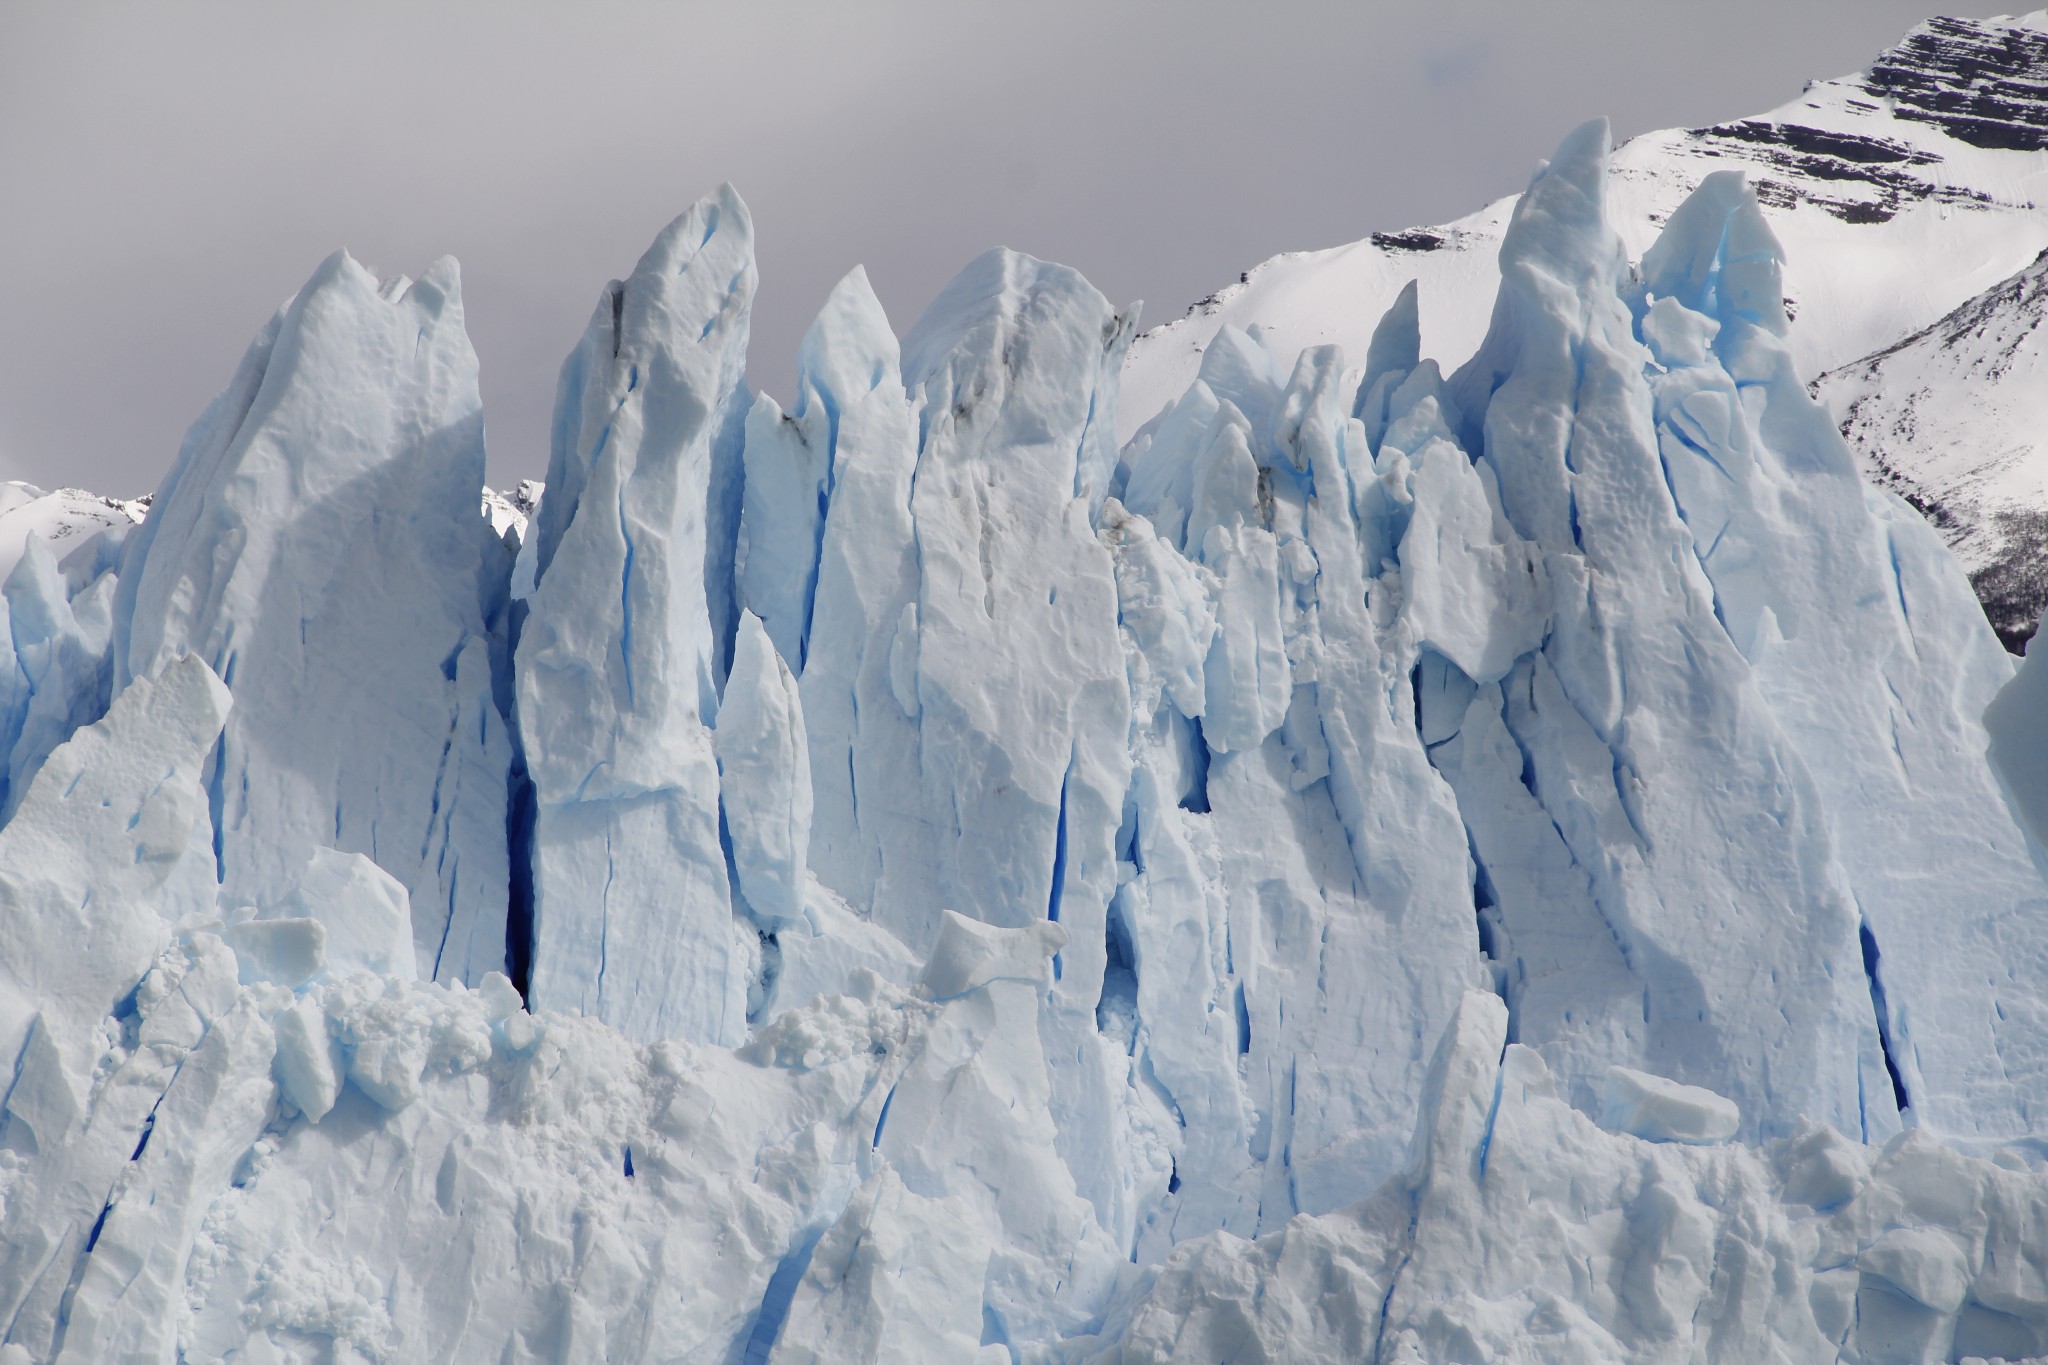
[6,25,2048,1358]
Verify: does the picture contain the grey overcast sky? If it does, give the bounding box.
[0,2,2000,493]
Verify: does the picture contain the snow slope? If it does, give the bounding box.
[3,56,2048,1365]
[1815,245,2048,648]
[0,485,147,589]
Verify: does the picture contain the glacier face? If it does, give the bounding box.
[2,106,2048,1365]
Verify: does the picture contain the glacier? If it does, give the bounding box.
[2,104,2048,1363]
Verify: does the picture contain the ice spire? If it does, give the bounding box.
[108,252,514,985]
[753,267,923,914]
[1430,118,1885,1138]
[739,266,898,673]
[515,186,757,1044]
[716,611,811,931]
[1642,170,2048,1143]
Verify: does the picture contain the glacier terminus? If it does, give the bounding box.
[12,16,2048,1364]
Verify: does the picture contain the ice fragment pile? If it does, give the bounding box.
[2,110,2048,1363]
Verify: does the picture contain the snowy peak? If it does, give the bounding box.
[0,484,147,588]
[1667,12,2048,233]
[1685,109,1982,226]
[481,478,541,541]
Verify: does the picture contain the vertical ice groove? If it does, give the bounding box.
[1858,919,1912,1117]
[743,1227,825,1364]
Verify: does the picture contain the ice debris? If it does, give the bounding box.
[1599,1065,1741,1144]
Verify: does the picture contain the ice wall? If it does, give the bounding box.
[1080,991,2048,1364]
[1635,170,2048,1146]
[1427,121,1883,1140]
[0,119,2044,1363]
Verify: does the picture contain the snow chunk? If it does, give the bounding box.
[920,909,1066,1000]
[273,991,344,1121]
[1859,1225,1972,1314]
[1600,1065,1740,1144]
[270,847,416,980]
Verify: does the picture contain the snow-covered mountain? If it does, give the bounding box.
[0,484,149,586]
[1124,12,2048,649]
[5,25,2048,1365]
[1815,245,2048,648]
